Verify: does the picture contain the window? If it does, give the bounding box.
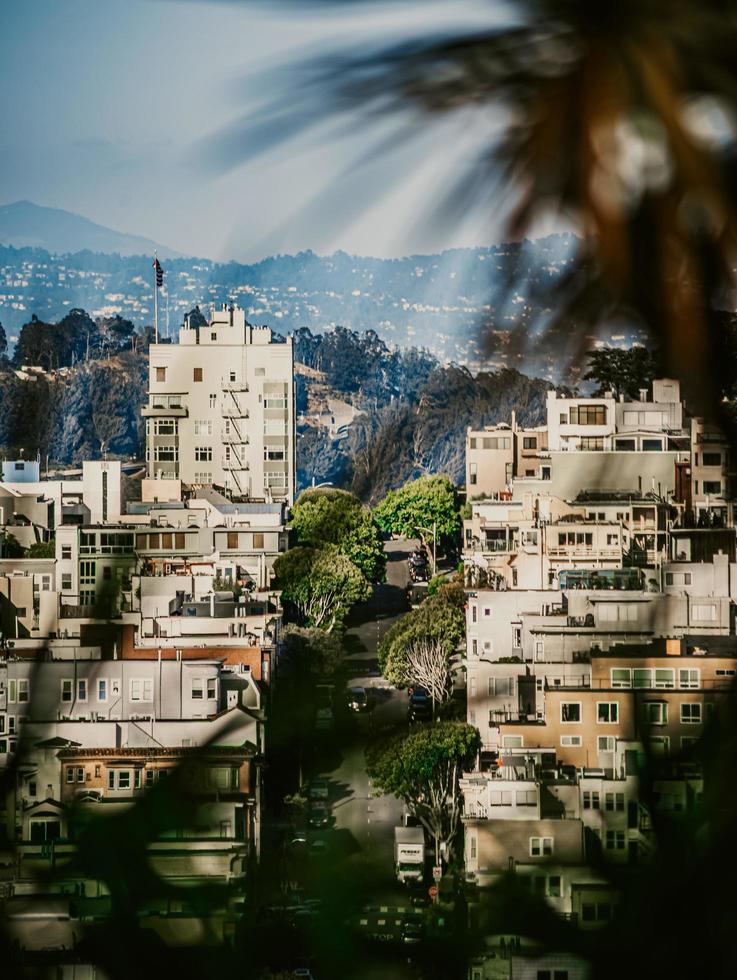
[644,701,667,725]
[194,420,213,436]
[598,736,616,752]
[581,436,604,450]
[680,703,702,724]
[616,438,636,451]
[154,419,177,436]
[606,830,625,850]
[192,678,204,699]
[130,678,153,702]
[11,679,29,703]
[155,366,166,382]
[560,735,582,747]
[98,679,107,701]
[117,771,131,790]
[516,790,536,806]
[195,446,213,462]
[66,767,75,784]
[642,438,663,451]
[61,679,73,703]
[570,404,606,425]
[611,668,631,689]
[703,452,722,466]
[654,669,675,689]
[61,545,72,560]
[28,780,36,797]
[512,624,522,648]
[76,767,85,783]
[134,769,141,789]
[605,792,625,812]
[207,678,217,699]
[77,679,87,702]
[583,791,600,810]
[522,436,537,449]
[193,367,203,382]
[61,573,72,590]
[692,603,717,621]
[209,393,217,408]
[561,702,581,723]
[530,837,553,856]
[716,669,736,677]
[597,702,619,724]
[703,481,722,495]
[502,735,523,748]
[226,531,239,550]
[490,790,512,806]
[633,668,652,689]
[252,532,264,549]
[146,770,155,788]
[679,669,700,689]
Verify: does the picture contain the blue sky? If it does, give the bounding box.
[0,0,544,261]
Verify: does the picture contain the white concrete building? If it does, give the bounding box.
[143,304,295,503]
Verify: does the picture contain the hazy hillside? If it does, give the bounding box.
[0,201,182,261]
[0,312,551,498]
[0,233,649,381]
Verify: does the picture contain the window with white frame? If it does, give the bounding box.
[561,702,581,723]
[61,679,73,703]
[516,790,536,806]
[8,679,29,703]
[597,702,619,723]
[130,678,153,702]
[605,830,625,850]
[502,735,523,748]
[679,669,700,689]
[194,420,213,436]
[654,669,675,689]
[98,679,107,701]
[680,703,702,724]
[650,735,670,755]
[692,603,717,621]
[194,446,213,462]
[605,792,625,812]
[583,791,600,810]
[633,668,653,689]
[530,837,553,857]
[512,624,522,648]
[77,679,87,702]
[644,701,667,725]
[560,735,582,747]
[490,790,512,806]
[611,668,631,688]
[598,736,616,752]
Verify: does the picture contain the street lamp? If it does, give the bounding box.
[415,521,437,575]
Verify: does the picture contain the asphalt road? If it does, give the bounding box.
[304,539,426,978]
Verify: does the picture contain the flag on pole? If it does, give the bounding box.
[153,256,164,288]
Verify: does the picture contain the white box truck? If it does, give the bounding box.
[394,826,425,884]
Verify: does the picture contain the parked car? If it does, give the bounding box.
[408,686,432,722]
[347,686,370,712]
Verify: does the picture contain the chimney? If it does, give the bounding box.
[639,388,648,402]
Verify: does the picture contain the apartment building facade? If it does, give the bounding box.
[143,304,295,503]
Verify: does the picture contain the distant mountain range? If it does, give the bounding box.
[0,201,182,260]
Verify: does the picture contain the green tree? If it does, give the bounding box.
[583,346,659,399]
[0,317,7,358]
[290,487,385,581]
[274,545,370,632]
[379,580,465,691]
[373,475,460,564]
[366,722,480,864]
[0,532,25,559]
[26,538,55,559]
[282,624,343,677]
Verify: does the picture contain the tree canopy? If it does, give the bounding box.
[379,580,465,690]
[373,475,460,547]
[290,487,385,582]
[583,346,659,400]
[282,625,343,677]
[366,721,480,863]
[273,545,371,633]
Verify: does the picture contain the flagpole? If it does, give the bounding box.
[154,251,159,343]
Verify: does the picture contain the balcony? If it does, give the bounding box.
[222,457,249,471]
[548,546,621,559]
[222,405,249,419]
[142,395,188,417]
[221,377,249,392]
